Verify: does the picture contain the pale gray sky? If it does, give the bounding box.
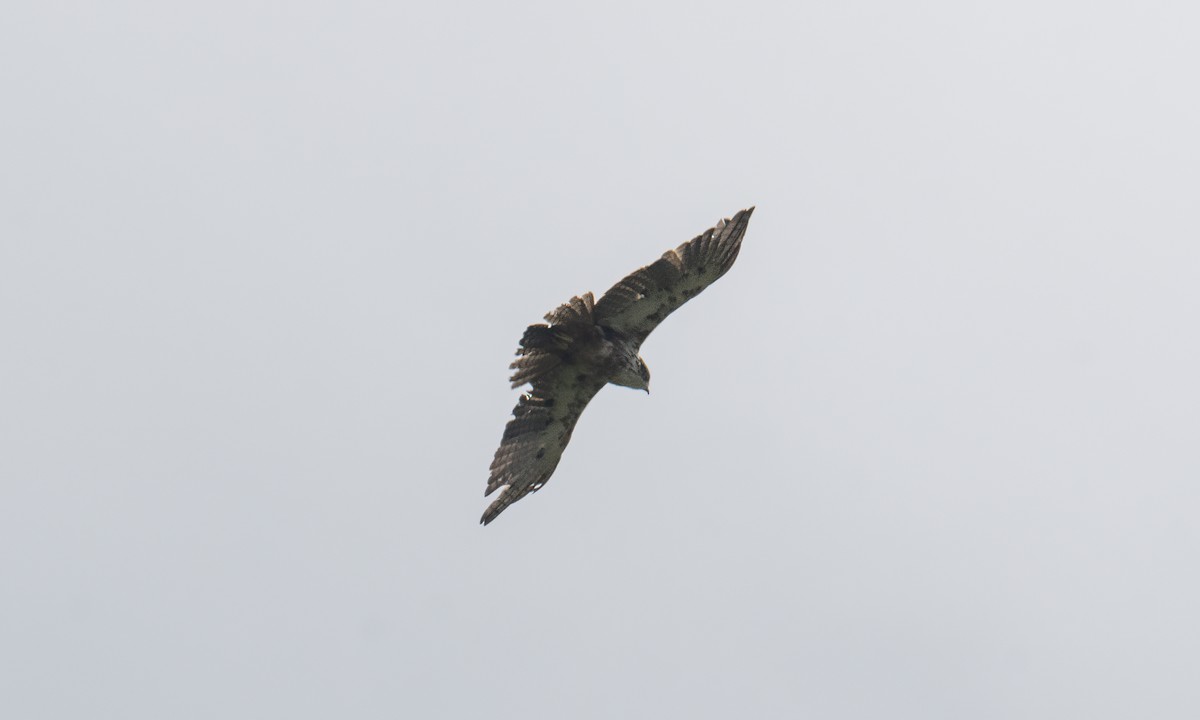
[3,1,1198,718]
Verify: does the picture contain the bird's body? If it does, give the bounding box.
[482,207,754,525]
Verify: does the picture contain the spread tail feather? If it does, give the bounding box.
[507,292,596,388]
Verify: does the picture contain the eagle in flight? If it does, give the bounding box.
[482,207,755,525]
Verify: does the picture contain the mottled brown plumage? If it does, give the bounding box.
[482,207,754,525]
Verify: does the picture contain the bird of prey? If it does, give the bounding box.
[481,207,755,525]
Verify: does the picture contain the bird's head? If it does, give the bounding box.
[611,353,651,393]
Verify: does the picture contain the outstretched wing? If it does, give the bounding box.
[482,369,607,525]
[483,293,607,525]
[592,207,754,347]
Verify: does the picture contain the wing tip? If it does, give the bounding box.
[480,485,513,526]
[712,206,754,242]
[730,205,755,226]
[726,206,754,221]
[480,492,502,526]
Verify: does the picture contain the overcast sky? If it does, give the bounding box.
[3,1,1199,718]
